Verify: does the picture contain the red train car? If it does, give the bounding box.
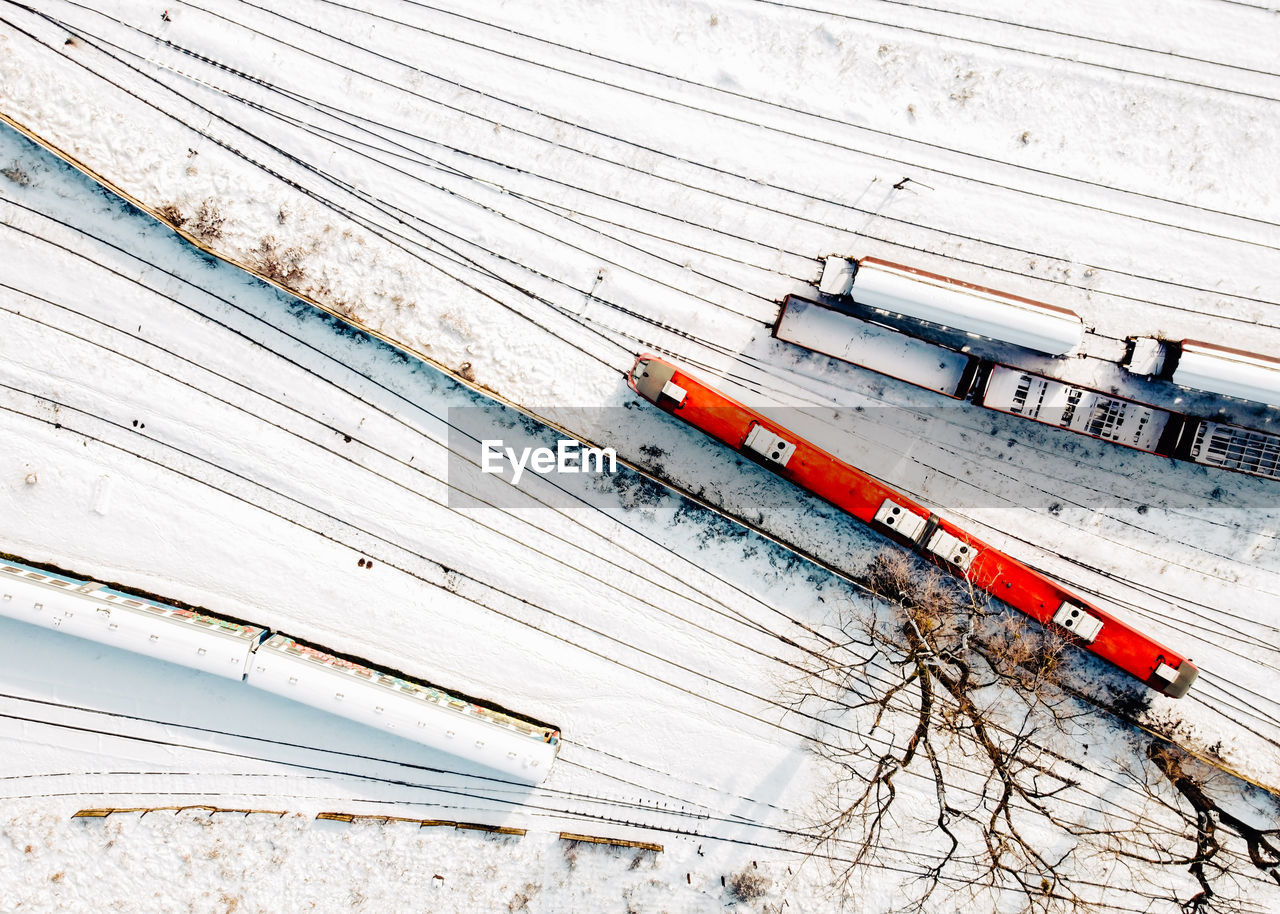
[629,355,1198,698]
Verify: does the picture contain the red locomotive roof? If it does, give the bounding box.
[629,355,1197,697]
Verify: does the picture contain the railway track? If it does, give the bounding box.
[5,252,1274,880]
[6,692,1272,914]
[11,0,1280,326]
[1,186,1253,849]
[7,7,1269,547]
[2,6,1278,899]
[2,124,1269,809]
[237,0,1280,241]
[5,67,1274,783]
[21,0,1279,429]
[750,0,1280,102]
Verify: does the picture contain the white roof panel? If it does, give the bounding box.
[246,636,557,782]
[0,564,262,680]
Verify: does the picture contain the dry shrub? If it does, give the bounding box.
[2,161,31,186]
[864,548,917,601]
[252,235,306,287]
[190,199,225,242]
[865,549,965,643]
[865,550,961,617]
[982,610,1068,693]
[156,203,186,228]
[507,882,540,912]
[727,867,771,902]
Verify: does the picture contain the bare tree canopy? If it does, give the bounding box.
[790,549,1280,914]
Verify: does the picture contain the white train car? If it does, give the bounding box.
[818,256,1084,356]
[245,635,559,783]
[2,560,561,782]
[1172,340,1280,408]
[774,294,980,397]
[979,364,1176,452]
[0,560,265,679]
[1183,421,1280,478]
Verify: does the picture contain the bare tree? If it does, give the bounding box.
[1113,741,1280,912]
[789,549,1106,913]
[790,549,1280,913]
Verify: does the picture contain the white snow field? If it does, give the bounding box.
[2,1,1279,911]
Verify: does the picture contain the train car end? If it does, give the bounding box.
[1151,658,1199,699]
[630,355,685,407]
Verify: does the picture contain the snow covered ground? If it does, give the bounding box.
[3,1,1279,910]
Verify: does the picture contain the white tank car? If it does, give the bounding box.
[0,561,265,679]
[819,256,1084,356]
[245,635,558,783]
[1173,340,1280,408]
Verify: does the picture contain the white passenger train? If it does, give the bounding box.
[0,560,559,782]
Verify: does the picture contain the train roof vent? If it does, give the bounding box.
[925,529,975,572]
[873,499,927,543]
[743,425,796,467]
[660,380,687,405]
[1052,602,1103,643]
